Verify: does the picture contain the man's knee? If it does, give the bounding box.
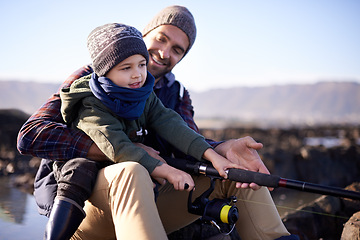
[55,158,102,203]
[63,158,100,173]
[56,158,100,184]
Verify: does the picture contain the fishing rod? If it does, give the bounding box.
[165,157,360,235]
[165,157,360,201]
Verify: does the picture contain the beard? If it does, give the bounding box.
[147,64,168,81]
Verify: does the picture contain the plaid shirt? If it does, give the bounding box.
[17,65,220,160]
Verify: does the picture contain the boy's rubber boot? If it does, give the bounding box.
[44,198,85,240]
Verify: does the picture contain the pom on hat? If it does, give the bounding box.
[87,23,149,76]
[142,5,196,55]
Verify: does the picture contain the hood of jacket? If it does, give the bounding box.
[60,74,94,124]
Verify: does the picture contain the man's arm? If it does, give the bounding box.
[16,65,103,161]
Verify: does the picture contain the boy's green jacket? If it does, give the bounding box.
[60,75,211,173]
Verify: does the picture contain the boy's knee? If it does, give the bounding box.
[123,162,148,175]
[104,162,152,188]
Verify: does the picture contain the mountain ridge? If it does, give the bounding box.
[190,81,360,126]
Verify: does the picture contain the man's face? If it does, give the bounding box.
[143,25,189,81]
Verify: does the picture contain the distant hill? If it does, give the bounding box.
[0,81,60,114]
[1,80,359,127]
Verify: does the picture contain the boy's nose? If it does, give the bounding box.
[132,70,142,78]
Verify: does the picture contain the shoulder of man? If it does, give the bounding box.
[62,74,92,94]
[164,72,186,100]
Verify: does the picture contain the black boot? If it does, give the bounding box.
[44,198,86,240]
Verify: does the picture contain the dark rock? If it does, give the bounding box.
[282,182,360,240]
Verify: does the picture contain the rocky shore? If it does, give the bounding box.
[1,109,360,239]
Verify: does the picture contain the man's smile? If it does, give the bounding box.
[150,53,167,66]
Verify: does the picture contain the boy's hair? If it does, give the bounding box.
[87,23,149,77]
[142,5,196,56]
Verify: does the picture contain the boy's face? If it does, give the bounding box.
[143,25,189,82]
[105,54,147,89]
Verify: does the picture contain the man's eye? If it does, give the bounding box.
[157,36,166,42]
[173,48,183,55]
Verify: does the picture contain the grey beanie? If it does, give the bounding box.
[87,23,149,76]
[142,5,196,55]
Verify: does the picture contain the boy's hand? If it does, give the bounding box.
[202,148,239,179]
[133,143,166,186]
[151,163,195,192]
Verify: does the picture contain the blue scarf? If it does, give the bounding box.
[89,72,155,120]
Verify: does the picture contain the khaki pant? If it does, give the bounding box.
[72,162,289,240]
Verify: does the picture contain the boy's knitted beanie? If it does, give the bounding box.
[142,5,196,55]
[87,23,149,76]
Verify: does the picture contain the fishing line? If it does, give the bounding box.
[237,198,350,220]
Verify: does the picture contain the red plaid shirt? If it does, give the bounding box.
[17,65,220,160]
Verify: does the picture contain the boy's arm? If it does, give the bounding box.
[16,65,98,160]
[147,93,210,161]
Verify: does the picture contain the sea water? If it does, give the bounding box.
[0,177,47,240]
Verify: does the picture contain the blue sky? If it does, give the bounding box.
[0,0,359,91]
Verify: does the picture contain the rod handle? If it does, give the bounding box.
[227,168,280,188]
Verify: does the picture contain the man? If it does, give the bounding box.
[17,5,297,240]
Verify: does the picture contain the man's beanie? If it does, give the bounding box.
[142,5,197,55]
[87,23,149,76]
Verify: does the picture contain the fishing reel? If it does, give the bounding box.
[188,177,239,233]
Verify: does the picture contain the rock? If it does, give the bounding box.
[12,172,36,194]
[341,211,360,239]
[282,182,360,240]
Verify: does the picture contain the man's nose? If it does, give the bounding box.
[159,46,170,59]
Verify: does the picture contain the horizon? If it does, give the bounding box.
[1,78,358,93]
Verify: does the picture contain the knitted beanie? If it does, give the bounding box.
[142,5,197,55]
[87,23,149,77]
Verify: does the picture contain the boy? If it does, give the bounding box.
[46,22,238,240]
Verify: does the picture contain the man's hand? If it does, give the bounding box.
[215,136,272,190]
[133,143,167,186]
[87,143,108,161]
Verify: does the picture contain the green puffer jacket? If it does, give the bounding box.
[60,75,211,173]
